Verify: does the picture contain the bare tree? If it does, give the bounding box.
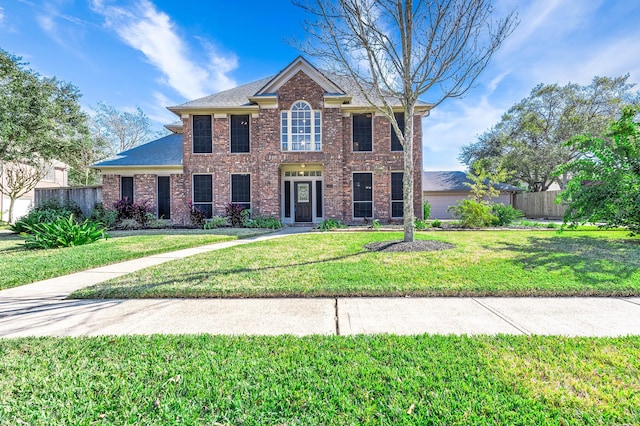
[91,102,160,157]
[296,0,517,241]
[0,160,49,223]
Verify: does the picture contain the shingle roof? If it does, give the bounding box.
[422,171,522,192]
[168,66,431,110]
[92,133,183,168]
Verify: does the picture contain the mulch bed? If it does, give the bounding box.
[364,240,455,253]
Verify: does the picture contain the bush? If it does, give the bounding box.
[423,200,431,220]
[414,218,428,230]
[317,218,346,231]
[113,199,152,228]
[243,216,283,229]
[89,203,118,229]
[431,219,442,228]
[448,200,496,228]
[225,203,246,227]
[490,203,524,226]
[21,214,107,249]
[116,219,142,230]
[12,199,84,234]
[189,203,207,228]
[370,219,382,231]
[204,216,228,229]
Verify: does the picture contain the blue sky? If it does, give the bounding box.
[2,0,639,171]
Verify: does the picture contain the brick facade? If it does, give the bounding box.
[101,66,425,226]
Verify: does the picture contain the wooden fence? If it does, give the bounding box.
[35,186,102,217]
[513,190,567,219]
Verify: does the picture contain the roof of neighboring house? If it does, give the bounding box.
[168,57,431,111]
[92,133,183,168]
[422,171,523,192]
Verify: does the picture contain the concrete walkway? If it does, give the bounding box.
[1,227,639,338]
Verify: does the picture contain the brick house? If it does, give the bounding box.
[93,57,431,225]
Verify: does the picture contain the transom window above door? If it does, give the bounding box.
[281,101,322,152]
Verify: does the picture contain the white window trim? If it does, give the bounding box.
[281,100,322,152]
[352,171,374,220]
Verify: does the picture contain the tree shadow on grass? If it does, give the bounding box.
[74,250,374,298]
[490,235,640,287]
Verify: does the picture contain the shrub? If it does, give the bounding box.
[244,216,283,229]
[189,203,207,228]
[21,214,107,249]
[431,219,442,228]
[370,219,382,231]
[448,199,496,228]
[317,218,346,231]
[423,200,431,220]
[89,203,118,229]
[414,218,428,230]
[113,199,152,228]
[116,219,142,230]
[490,203,524,226]
[12,199,84,234]
[225,203,246,227]
[204,216,228,229]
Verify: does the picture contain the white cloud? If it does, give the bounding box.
[0,6,5,25]
[91,0,237,100]
[422,95,505,171]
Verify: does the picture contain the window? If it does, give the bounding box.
[230,115,250,153]
[193,174,213,218]
[43,166,55,182]
[231,174,251,211]
[391,172,403,218]
[157,176,171,219]
[353,113,373,151]
[193,115,212,153]
[281,101,322,151]
[353,173,373,218]
[284,181,291,218]
[391,112,404,152]
[121,176,133,204]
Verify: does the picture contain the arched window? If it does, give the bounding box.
[281,101,322,151]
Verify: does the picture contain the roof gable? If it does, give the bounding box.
[255,56,345,96]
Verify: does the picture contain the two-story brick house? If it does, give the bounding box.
[93,57,431,225]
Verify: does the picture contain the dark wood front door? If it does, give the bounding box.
[294,181,312,222]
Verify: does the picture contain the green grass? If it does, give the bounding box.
[74,230,640,299]
[0,334,637,425]
[0,228,271,290]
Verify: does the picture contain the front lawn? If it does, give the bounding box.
[0,228,271,290]
[0,335,637,425]
[74,230,640,298]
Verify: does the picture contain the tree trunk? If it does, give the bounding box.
[403,105,416,243]
[8,196,15,224]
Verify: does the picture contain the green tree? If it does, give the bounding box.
[557,105,640,234]
[465,163,513,203]
[0,49,89,221]
[296,0,517,242]
[460,75,638,191]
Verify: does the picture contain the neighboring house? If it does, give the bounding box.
[0,160,68,222]
[93,57,431,225]
[423,171,522,219]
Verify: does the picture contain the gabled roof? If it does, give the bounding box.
[423,171,522,192]
[92,133,183,168]
[168,56,432,113]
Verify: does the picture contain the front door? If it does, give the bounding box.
[294,181,312,222]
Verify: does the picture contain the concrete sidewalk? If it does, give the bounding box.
[1,227,639,338]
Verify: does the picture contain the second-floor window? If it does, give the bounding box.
[281,101,321,152]
[353,113,373,152]
[230,115,250,153]
[193,115,212,154]
[391,112,404,152]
